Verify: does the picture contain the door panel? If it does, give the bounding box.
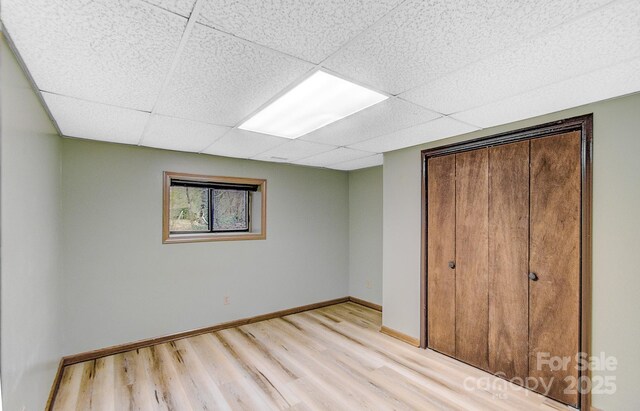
[529,131,581,406]
[427,154,456,356]
[455,149,489,370]
[488,141,530,379]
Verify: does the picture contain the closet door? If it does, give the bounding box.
[529,131,581,406]
[488,141,530,379]
[455,149,489,370]
[427,154,456,356]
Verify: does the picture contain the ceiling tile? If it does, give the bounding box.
[154,23,314,126]
[42,93,149,145]
[197,0,403,64]
[252,140,336,163]
[451,58,640,129]
[329,154,383,171]
[401,0,640,114]
[141,115,230,152]
[2,0,187,111]
[350,116,478,152]
[202,128,289,158]
[300,97,441,146]
[323,0,612,94]
[142,0,196,17]
[292,147,375,167]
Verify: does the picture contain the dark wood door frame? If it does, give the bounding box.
[420,114,593,410]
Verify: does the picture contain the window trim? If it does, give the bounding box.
[163,171,267,244]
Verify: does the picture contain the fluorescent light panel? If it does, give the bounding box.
[239,70,388,139]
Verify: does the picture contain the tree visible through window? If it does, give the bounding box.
[212,189,248,231]
[169,186,210,232]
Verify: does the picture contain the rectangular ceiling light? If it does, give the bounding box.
[238,70,388,139]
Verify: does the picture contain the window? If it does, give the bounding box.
[163,172,266,243]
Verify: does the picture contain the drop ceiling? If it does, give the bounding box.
[2,0,639,170]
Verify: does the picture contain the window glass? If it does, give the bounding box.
[212,189,249,231]
[169,186,210,232]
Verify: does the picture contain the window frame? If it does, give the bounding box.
[163,171,266,244]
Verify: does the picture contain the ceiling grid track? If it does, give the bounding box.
[137,0,208,146]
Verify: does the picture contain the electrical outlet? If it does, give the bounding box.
[366,280,372,289]
[223,296,230,305]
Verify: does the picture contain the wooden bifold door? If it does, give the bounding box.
[425,120,589,408]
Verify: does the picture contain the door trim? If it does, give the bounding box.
[420,114,593,410]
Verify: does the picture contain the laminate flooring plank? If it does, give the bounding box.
[112,353,134,410]
[246,319,392,410]
[138,346,186,410]
[166,339,232,410]
[220,327,301,407]
[90,356,115,410]
[192,333,276,410]
[213,331,289,410]
[52,363,83,411]
[75,361,96,410]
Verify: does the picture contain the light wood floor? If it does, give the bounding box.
[52,302,570,410]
